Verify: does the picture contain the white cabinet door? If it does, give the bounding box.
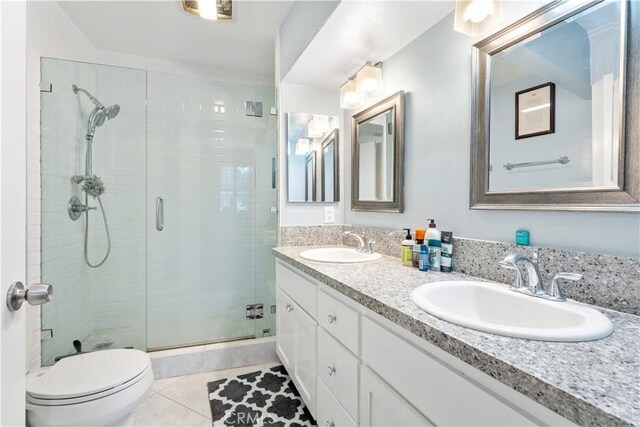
[360,367,433,427]
[276,289,295,370]
[293,301,318,416]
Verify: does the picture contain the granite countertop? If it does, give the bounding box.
[273,246,640,427]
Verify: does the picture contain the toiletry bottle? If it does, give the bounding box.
[413,229,426,268]
[401,228,414,267]
[426,219,441,271]
[418,245,429,271]
[441,231,453,272]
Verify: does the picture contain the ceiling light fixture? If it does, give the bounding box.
[182,0,233,21]
[454,0,502,36]
[340,62,383,110]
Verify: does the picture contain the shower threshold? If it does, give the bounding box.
[149,336,278,379]
[147,334,256,353]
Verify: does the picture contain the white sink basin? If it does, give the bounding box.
[300,247,381,263]
[411,281,614,342]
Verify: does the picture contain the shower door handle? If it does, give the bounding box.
[156,197,164,231]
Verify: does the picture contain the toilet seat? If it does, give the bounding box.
[26,349,154,427]
[28,348,150,403]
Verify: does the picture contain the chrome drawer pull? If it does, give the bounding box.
[327,366,336,376]
[328,314,336,324]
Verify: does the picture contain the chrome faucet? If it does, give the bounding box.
[500,252,582,302]
[344,231,375,254]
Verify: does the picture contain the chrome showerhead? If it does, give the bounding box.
[105,104,120,120]
[74,84,120,139]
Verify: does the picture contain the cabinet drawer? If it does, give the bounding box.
[276,262,317,319]
[318,328,359,421]
[318,290,359,354]
[317,377,357,427]
[362,317,537,426]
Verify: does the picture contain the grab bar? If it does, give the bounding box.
[503,156,570,171]
[156,197,164,231]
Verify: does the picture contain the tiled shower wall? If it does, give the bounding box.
[40,60,148,365]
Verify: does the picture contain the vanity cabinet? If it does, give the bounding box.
[275,260,573,427]
[275,270,318,416]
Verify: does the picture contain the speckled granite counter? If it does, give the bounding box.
[273,246,640,426]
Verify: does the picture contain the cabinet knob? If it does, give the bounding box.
[327,366,336,376]
[326,421,335,427]
[328,314,336,324]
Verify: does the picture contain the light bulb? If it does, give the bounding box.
[198,0,218,20]
[464,0,493,24]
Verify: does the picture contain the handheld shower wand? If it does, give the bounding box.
[70,84,119,268]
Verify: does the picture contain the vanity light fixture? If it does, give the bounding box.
[340,62,383,109]
[182,0,233,21]
[356,62,383,94]
[295,138,310,156]
[454,0,502,36]
[340,78,362,109]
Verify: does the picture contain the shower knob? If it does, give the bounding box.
[68,196,96,221]
[6,282,53,311]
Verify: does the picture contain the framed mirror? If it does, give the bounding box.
[286,113,339,203]
[352,91,405,212]
[321,129,339,202]
[470,0,639,211]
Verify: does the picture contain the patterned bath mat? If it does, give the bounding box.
[207,365,316,426]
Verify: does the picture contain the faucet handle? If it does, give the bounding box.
[500,260,525,289]
[547,272,582,302]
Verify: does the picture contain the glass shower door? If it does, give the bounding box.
[146,72,277,349]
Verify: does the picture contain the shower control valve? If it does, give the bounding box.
[68,196,96,221]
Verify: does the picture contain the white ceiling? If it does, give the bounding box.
[58,0,293,81]
[283,1,455,89]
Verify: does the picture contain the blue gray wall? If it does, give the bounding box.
[343,12,640,258]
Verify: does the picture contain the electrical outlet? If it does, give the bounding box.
[324,206,335,223]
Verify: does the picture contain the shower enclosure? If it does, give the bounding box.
[39,58,278,365]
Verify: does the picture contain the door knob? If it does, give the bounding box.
[6,282,53,311]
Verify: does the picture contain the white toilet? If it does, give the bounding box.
[26,349,153,427]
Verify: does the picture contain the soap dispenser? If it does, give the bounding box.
[401,228,414,267]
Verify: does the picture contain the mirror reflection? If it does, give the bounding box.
[358,111,394,201]
[287,113,339,203]
[321,129,339,202]
[488,1,622,193]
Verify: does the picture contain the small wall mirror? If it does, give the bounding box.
[287,113,339,203]
[471,0,639,211]
[352,91,405,212]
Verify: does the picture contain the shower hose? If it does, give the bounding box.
[84,192,111,268]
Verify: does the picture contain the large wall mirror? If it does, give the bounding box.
[352,91,405,212]
[471,0,639,211]
[287,113,339,203]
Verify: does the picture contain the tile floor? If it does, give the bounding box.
[133,362,282,426]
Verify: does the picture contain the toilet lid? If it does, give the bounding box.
[27,349,150,400]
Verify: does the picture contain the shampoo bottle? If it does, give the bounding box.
[441,231,453,272]
[413,229,426,268]
[401,228,414,267]
[426,219,441,270]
